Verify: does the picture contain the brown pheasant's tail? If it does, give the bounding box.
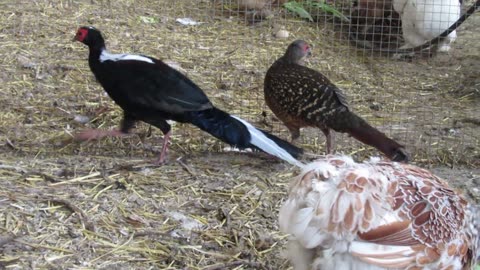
[330,111,409,163]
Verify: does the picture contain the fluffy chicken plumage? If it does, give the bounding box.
[393,0,460,52]
[279,155,478,270]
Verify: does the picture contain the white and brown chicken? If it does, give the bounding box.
[280,155,479,270]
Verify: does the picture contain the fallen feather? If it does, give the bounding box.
[176,17,203,26]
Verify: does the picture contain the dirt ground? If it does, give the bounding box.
[0,0,479,269]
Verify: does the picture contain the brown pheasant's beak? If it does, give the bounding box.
[306,48,312,57]
[302,49,312,65]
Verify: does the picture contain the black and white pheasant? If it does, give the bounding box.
[73,26,303,166]
[264,40,408,162]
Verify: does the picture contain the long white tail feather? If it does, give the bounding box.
[231,115,304,167]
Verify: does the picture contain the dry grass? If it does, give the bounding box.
[0,0,479,269]
[0,153,299,269]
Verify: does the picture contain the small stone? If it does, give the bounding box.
[275,28,289,39]
[17,55,36,69]
[369,102,381,111]
[73,115,90,124]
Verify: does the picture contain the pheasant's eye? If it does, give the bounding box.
[75,29,89,41]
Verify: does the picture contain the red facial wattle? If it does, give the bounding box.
[304,44,312,56]
[74,28,88,42]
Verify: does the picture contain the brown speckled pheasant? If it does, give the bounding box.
[264,40,409,162]
[279,155,479,269]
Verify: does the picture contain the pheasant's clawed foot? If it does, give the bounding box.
[74,129,127,142]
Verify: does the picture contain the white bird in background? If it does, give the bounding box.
[238,0,288,10]
[279,155,479,270]
[393,0,461,52]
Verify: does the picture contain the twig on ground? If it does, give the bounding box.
[43,198,95,231]
[202,260,269,270]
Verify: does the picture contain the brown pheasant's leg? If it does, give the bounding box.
[320,127,334,154]
[155,131,171,165]
[329,132,335,154]
[287,126,301,144]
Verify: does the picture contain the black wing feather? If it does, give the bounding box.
[93,58,212,114]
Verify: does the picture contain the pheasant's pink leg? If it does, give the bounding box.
[74,129,126,141]
[155,131,171,165]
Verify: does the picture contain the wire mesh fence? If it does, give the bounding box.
[182,0,479,165]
